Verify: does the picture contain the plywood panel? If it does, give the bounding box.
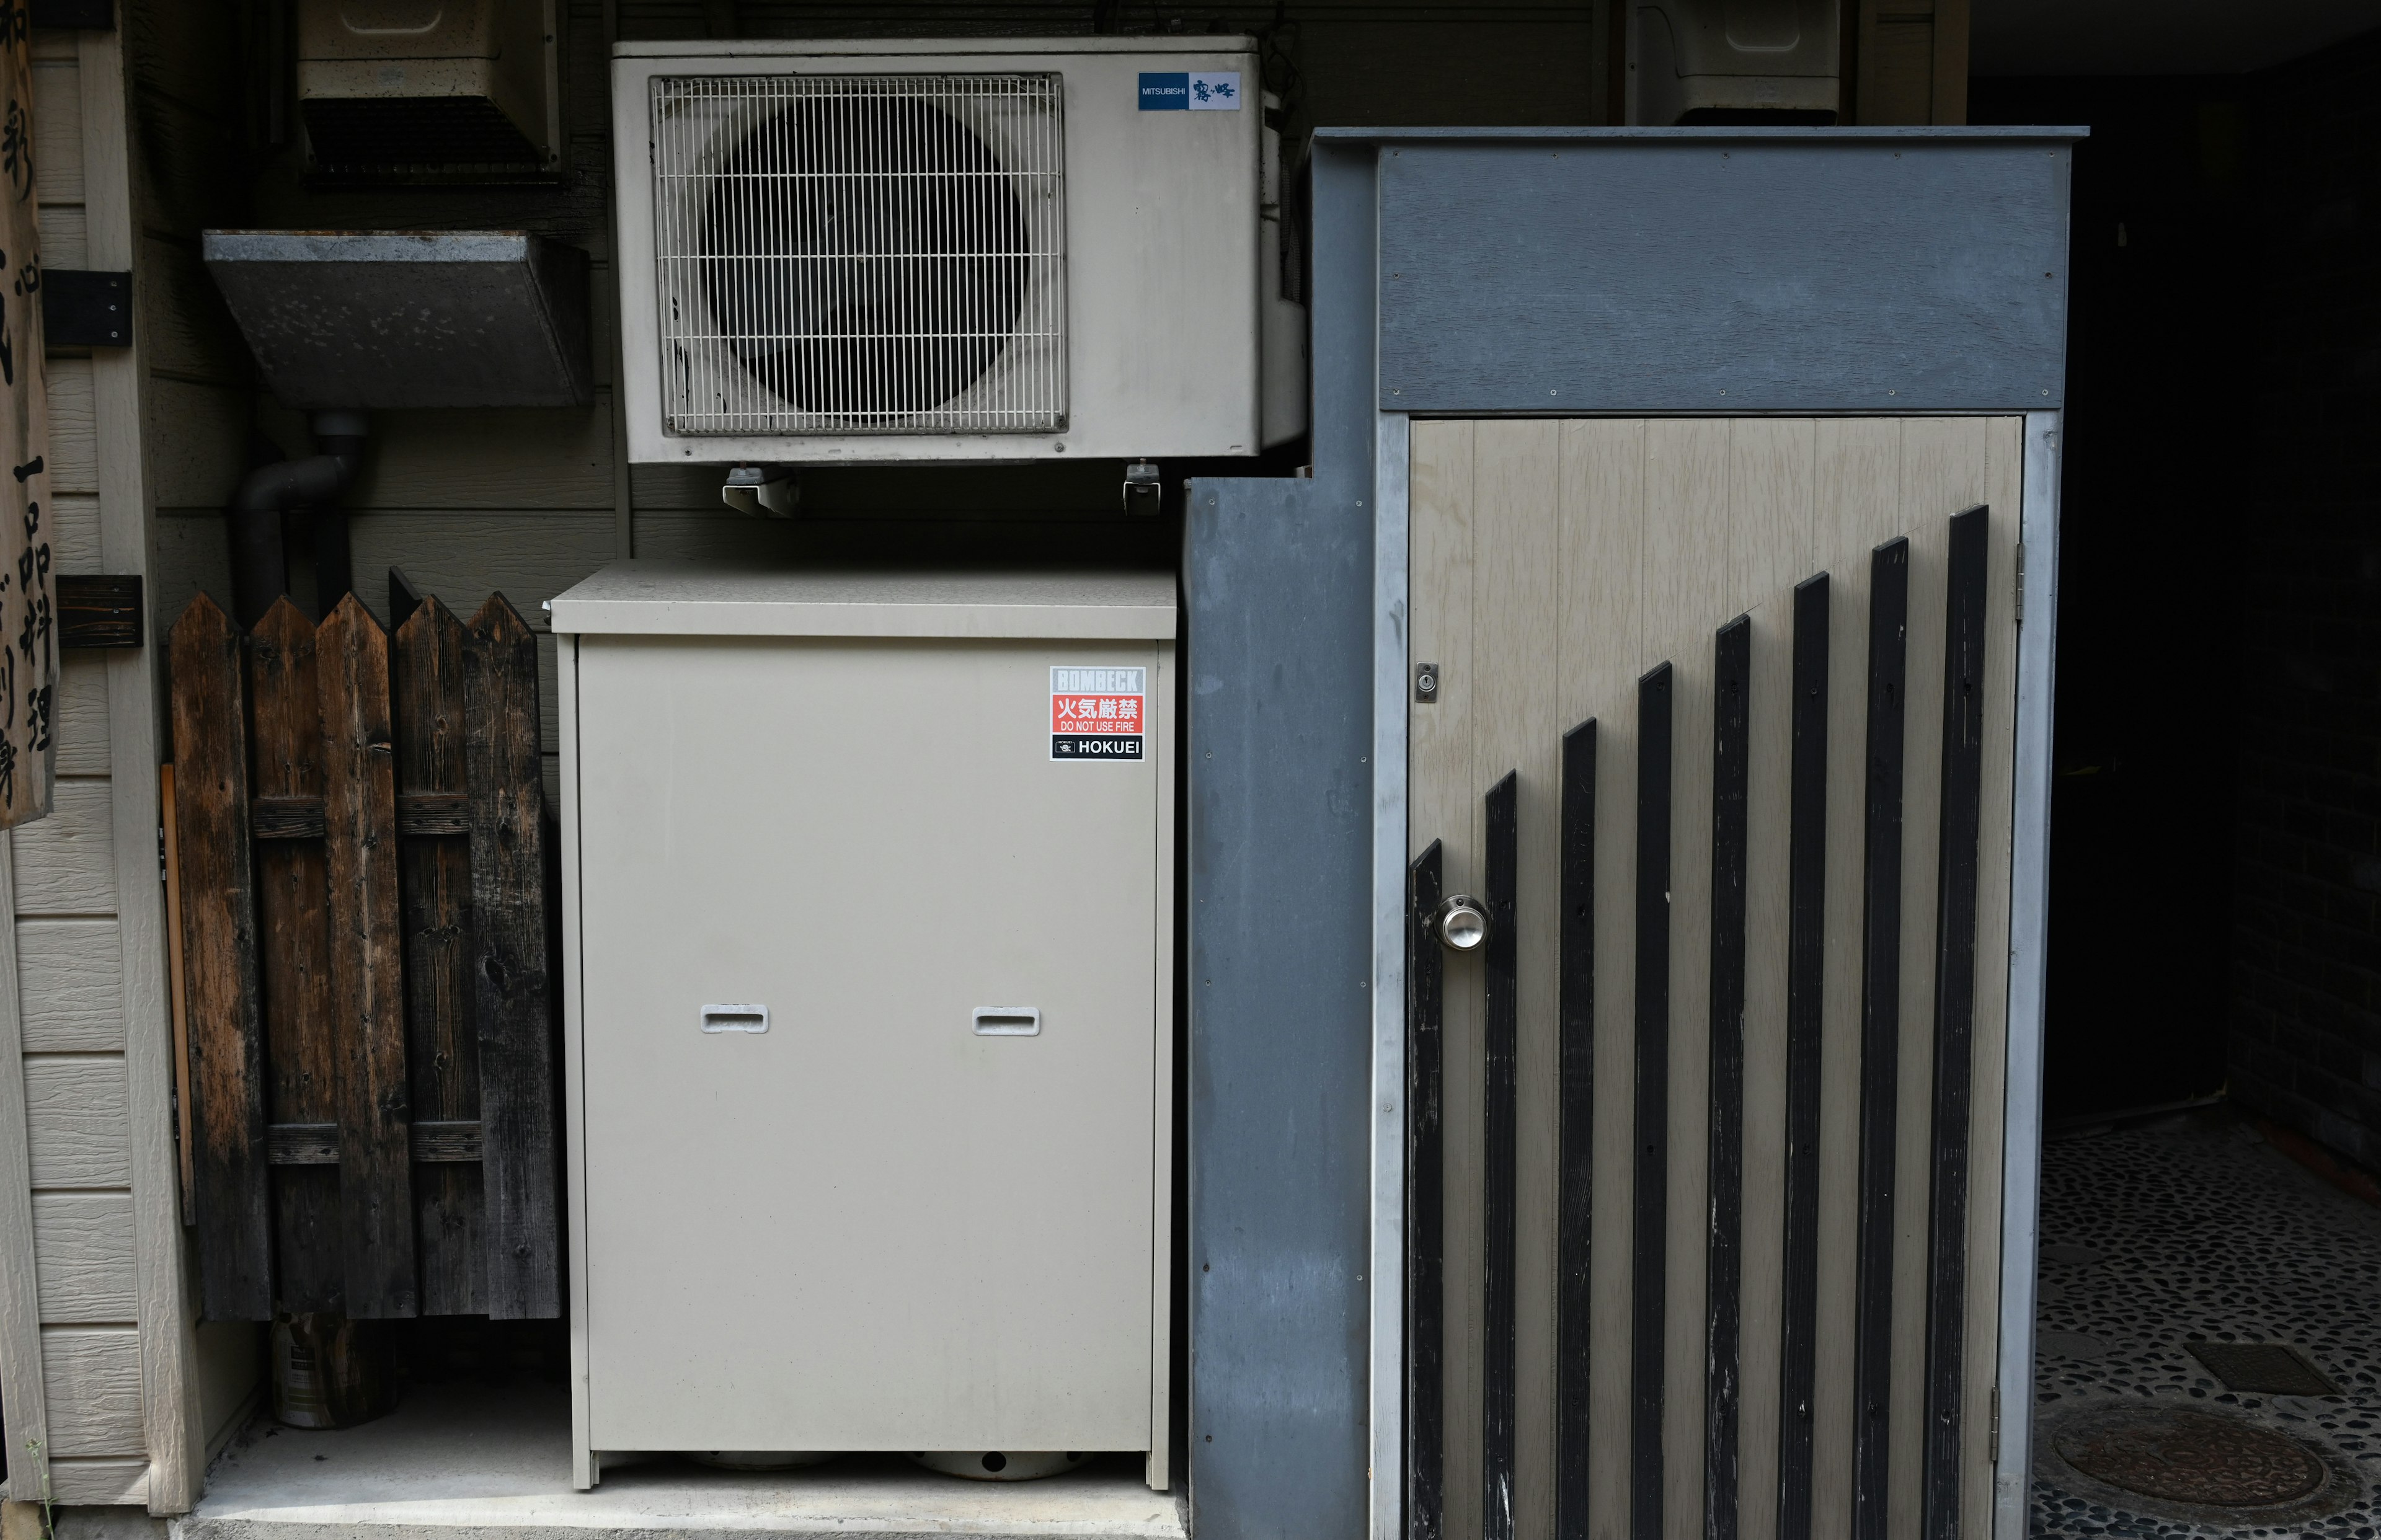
[1806,417,1900,1540]
[124,0,244,105]
[144,377,250,511]
[347,513,608,755]
[32,58,83,203]
[25,1054,131,1188]
[54,650,109,774]
[123,0,245,159]
[346,511,614,629]
[49,356,95,495]
[1471,420,1562,1540]
[128,97,247,244]
[1553,418,1644,1540]
[1726,420,1815,1540]
[344,407,614,513]
[1641,419,1727,1540]
[19,918,125,1051]
[32,1191,138,1321]
[1884,417,1980,1540]
[39,1325,144,1454]
[1859,17,1938,126]
[12,778,120,915]
[151,510,234,631]
[1728,422,1816,618]
[138,234,249,387]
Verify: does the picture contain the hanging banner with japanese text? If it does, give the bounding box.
[0,9,53,827]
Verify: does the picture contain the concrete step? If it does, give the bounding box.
[173,1384,1183,1540]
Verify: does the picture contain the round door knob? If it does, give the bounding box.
[1431,894,1491,953]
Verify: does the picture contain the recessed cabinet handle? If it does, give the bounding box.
[701,1004,769,1033]
[972,1007,1042,1037]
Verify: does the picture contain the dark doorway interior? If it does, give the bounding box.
[1971,73,2255,1121]
[1976,32,2381,1147]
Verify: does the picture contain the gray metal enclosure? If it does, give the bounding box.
[1186,128,2075,1540]
[554,567,1178,1492]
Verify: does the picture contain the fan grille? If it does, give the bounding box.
[650,73,1066,436]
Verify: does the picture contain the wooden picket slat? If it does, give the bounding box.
[317,593,417,1318]
[246,598,342,1314]
[167,594,272,1321]
[393,596,482,1317]
[465,595,561,1319]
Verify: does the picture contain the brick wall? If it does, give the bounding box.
[2225,29,2381,1171]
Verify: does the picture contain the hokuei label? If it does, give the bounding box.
[1051,665,1146,763]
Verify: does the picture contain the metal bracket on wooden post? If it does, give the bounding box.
[41,270,131,346]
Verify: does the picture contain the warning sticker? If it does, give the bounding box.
[1051,665,1146,763]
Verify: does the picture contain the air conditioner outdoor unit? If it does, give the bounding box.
[611,38,1304,466]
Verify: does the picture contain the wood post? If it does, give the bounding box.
[317,594,416,1319]
[248,599,342,1313]
[463,596,560,1320]
[394,597,480,1316]
[168,594,273,1322]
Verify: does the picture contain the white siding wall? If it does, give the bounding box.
[0,30,154,1512]
[120,0,268,1475]
[0,17,228,1516]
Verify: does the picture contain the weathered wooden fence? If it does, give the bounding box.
[169,590,559,1322]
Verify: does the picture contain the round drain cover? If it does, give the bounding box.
[2053,1407,2325,1507]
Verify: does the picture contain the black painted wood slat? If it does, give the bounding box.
[1706,617,1752,1540]
[1851,539,1911,1540]
[1483,772,1521,1540]
[1776,573,1831,1540]
[1408,841,1448,1540]
[1557,720,1597,1540]
[1922,507,1992,1539]
[1632,665,1674,1540]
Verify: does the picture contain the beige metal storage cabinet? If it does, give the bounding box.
[551,565,1176,1490]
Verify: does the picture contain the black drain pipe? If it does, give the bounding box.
[227,410,368,628]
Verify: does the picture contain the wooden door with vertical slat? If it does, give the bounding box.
[1405,418,2023,1540]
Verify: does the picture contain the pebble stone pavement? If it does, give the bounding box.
[2029,1113,2381,1538]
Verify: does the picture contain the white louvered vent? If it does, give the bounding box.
[649,73,1066,436]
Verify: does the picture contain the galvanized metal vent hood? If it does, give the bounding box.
[202,230,592,410]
